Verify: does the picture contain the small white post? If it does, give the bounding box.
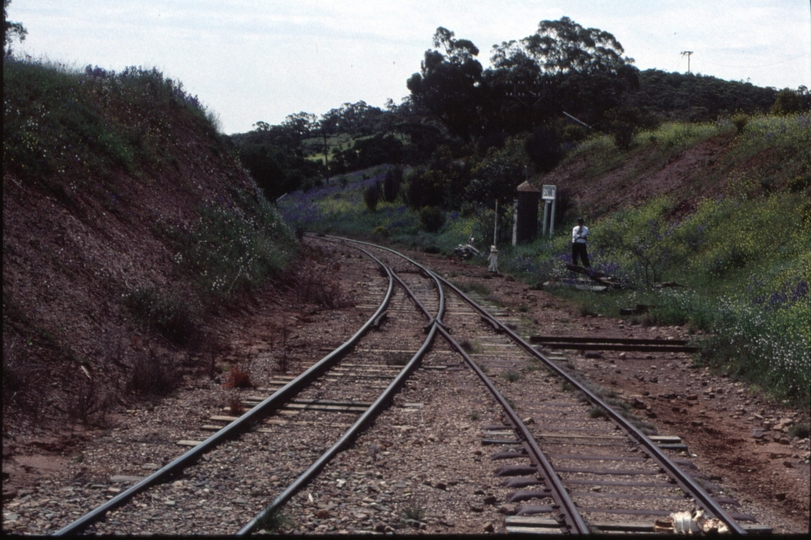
[493,198,499,247]
[512,198,518,246]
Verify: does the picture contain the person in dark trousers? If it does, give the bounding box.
[571,217,590,268]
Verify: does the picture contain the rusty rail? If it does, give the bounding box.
[239,238,446,535]
[54,243,396,536]
[434,272,748,535]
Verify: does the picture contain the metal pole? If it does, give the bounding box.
[493,199,499,246]
[549,195,556,239]
[542,201,549,237]
[512,199,518,246]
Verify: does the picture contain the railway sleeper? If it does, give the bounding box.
[505,516,773,534]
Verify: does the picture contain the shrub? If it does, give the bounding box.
[419,206,445,233]
[732,113,749,135]
[228,395,245,416]
[503,371,521,382]
[222,364,254,388]
[123,286,198,346]
[383,166,403,202]
[127,346,180,396]
[459,339,481,354]
[256,509,289,532]
[167,193,297,299]
[588,407,608,419]
[401,503,426,523]
[405,169,446,209]
[290,264,350,309]
[611,122,636,150]
[63,376,113,426]
[363,181,382,213]
[789,423,810,439]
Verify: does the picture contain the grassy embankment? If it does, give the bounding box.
[278,116,810,406]
[3,58,297,412]
[3,58,297,306]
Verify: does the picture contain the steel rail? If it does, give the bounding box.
[322,235,446,326]
[531,336,692,345]
[239,326,439,534]
[54,245,396,536]
[434,272,748,535]
[321,238,583,533]
[436,323,590,534]
[239,241,446,534]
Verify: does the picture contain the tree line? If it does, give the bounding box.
[231,17,808,211]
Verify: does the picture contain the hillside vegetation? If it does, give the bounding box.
[3,59,297,428]
[278,115,810,406]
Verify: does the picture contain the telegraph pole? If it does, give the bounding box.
[681,51,693,74]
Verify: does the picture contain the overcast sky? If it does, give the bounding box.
[8,0,811,134]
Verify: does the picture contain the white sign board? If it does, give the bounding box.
[542,185,556,201]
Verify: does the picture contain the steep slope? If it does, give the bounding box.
[3,62,296,432]
[546,133,736,218]
[544,119,809,222]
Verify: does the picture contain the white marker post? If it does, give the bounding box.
[493,198,499,247]
[541,185,556,239]
[512,198,518,246]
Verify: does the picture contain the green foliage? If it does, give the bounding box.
[401,503,426,523]
[166,192,297,299]
[331,132,404,174]
[524,126,565,172]
[256,509,289,532]
[418,206,445,232]
[771,88,806,116]
[407,27,485,141]
[488,17,638,131]
[790,423,810,439]
[3,60,219,184]
[652,122,723,150]
[732,113,749,135]
[363,181,382,213]
[632,69,777,122]
[3,0,26,55]
[382,166,403,202]
[597,197,677,284]
[503,371,521,382]
[699,284,810,403]
[405,168,444,209]
[467,141,527,205]
[588,407,608,419]
[237,142,318,201]
[555,186,810,405]
[611,122,636,150]
[122,287,199,346]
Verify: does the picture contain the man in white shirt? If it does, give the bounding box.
[571,217,590,268]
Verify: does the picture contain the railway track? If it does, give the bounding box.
[51,236,771,535]
[55,240,442,535]
[330,236,768,535]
